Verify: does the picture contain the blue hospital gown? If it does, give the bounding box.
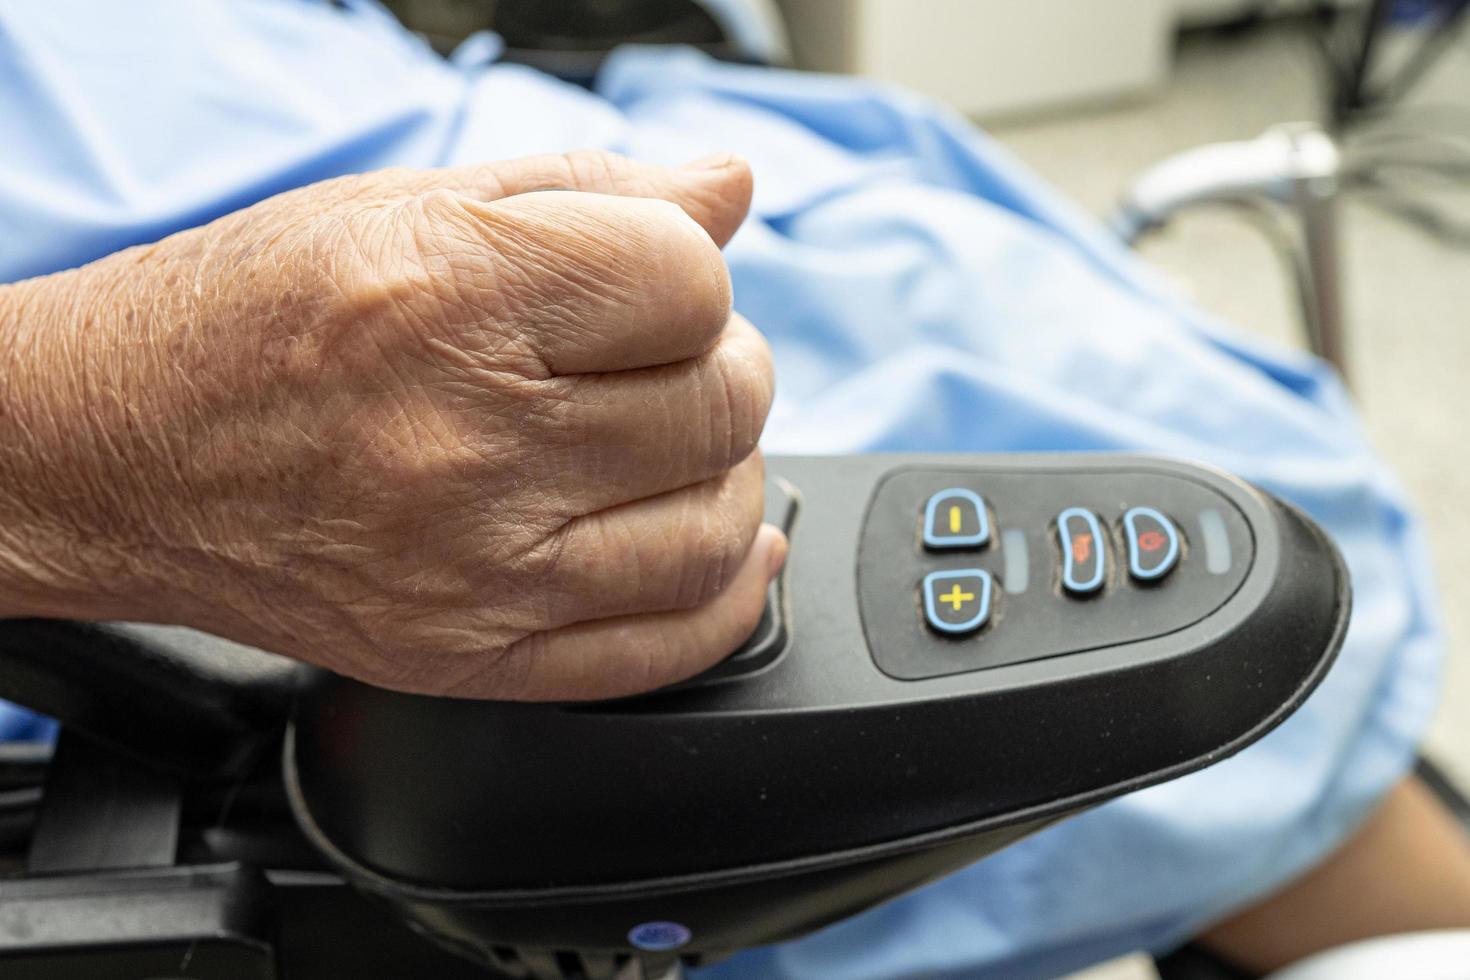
[0,2,1445,976]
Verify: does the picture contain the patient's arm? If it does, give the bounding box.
[1198,774,1470,974]
[0,150,785,702]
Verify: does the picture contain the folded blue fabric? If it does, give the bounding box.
[0,2,1444,975]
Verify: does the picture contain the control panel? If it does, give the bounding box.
[285,453,1347,968]
[0,452,1348,980]
[858,465,1254,680]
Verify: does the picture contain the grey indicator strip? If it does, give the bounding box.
[1198,509,1231,574]
[1002,528,1029,593]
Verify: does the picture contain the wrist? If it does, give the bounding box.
[0,272,155,622]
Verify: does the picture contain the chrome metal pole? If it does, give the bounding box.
[1110,123,1350,383]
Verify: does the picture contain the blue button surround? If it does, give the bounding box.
[1124,506,1181,581]
[922,568,993,635]
[628,921,692,951]
[922,488,990,549]
[1058,507,1106,595]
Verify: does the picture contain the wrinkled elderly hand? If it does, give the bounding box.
[0,150,784,700]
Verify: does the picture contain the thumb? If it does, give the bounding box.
[427,149,754,248]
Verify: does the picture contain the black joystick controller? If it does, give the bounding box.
[286,453,1348,977]
[0,453,1349,980]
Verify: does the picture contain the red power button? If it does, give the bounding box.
[1124,507,1180,581]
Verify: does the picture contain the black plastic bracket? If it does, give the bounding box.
[27,730,181,874]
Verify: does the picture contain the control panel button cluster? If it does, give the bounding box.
[858,465,1255,680]
[918,490,1185,637]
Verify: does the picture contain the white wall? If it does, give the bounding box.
[775,0,1361,119]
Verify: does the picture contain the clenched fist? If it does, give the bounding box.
[0,150,784,701]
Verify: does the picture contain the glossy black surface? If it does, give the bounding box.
[0,453,1351,973]
[284,453,1348,966]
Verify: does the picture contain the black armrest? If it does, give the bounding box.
[0,621,299,779]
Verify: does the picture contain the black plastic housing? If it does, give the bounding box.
[284,453,1350,966]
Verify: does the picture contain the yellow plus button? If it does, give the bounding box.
[939,584,974,611]
[924,569,991,635]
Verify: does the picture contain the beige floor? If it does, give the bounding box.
[984,17,1470,980]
